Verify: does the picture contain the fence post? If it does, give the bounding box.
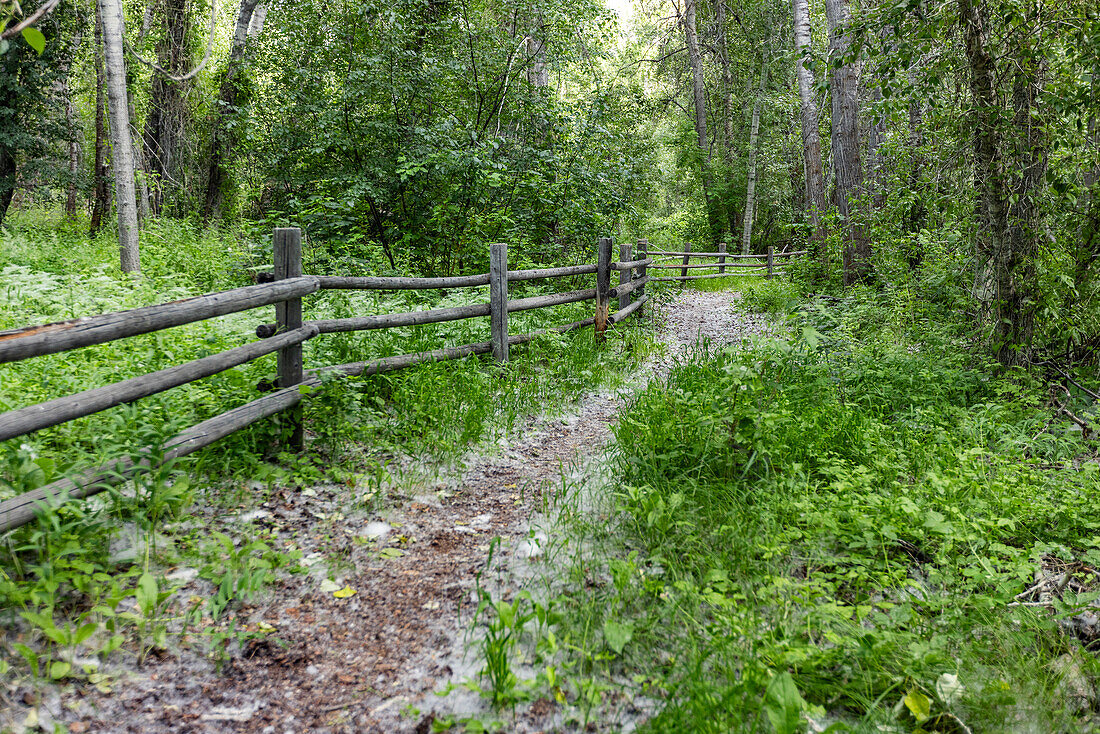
[681,242,692,278]
[489,242,509,362]
[274,227,304,450]
[718,241,727,275]
[595,237,612,339]
[618,242,633,311]
[636,238,648,316]
[767,245,774,279]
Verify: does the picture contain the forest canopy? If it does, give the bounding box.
[1,0,1098,366]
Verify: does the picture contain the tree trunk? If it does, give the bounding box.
[0,148,15,226]
[906,67,926,270]
[99,0,141,273]
[959,0,1045,367]
[996,38,1045,367]
[741,61,767,255]
[792,0,827,250]
[62,78,81,218]
[825,0,869,286]
[680,0,725,246]
[203,0,262,221]
[714,1,734,162]
[57,24,84,220]
[90,3,112,236]
[143,0,190,215]
[526,30,549,87]
[129,91,152,222]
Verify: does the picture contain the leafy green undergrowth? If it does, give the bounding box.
[0,214,660,685]
[477,288,1100,732]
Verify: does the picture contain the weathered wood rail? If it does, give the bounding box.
[0,230,652,533]
[647,245,807,281]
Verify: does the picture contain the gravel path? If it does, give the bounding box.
[8,288,772,734]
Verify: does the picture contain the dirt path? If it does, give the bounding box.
[16,289,772,734]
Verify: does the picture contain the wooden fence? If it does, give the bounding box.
[0,230,652,533]
[648,244,807,282]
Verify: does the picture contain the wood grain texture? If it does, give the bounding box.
[0,325,318,443]
[0,276,319,364]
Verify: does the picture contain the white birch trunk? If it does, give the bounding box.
[99,0,140,273]
[792,0,826,243]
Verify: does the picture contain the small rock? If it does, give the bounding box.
[165,567,198,583]
[201,705,256,722]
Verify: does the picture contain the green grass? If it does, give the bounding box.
[0,210,659,684]
[484,284,1100,732]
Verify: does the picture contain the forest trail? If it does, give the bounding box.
[49,289,774,734]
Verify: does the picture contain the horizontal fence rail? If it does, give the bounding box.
[0,325,319,443]
[649,249,807,258]
[0,230,657,533]
[0,277,320,365]
[647,244,805,282]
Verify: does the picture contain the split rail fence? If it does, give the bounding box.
[0,230,653,533]
[648,243,807,282]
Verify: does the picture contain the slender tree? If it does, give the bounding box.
[825,0,869,285]
[958,0,1047,365]
[741,60,767,254]
[90,3,110,235]
[203,0,263,220]
[678,0,726,246]
[143,0,190,214]
[792,0,827,248]
[98,0,140,272]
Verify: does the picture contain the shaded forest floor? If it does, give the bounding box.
[6,288,772,733]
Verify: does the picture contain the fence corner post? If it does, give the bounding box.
[718,241,727,275]
[681,242,692,279]
[618,242,632,311]
[489,243,509,362]
[595,237,612,340]
[767,245,775,279]
[637,239,648,316]
[274,227,304,450]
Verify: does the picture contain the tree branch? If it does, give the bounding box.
[1,0,62,40]
[124,0,217,82]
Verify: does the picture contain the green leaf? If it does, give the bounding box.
[764,672,806,734]
[49,660,72,679]
[74,622,98,645]
[21,26,45,54]
[603,619,634,655]
[136,572,158,615]
[903,689,931,722]
[13,643,38,675]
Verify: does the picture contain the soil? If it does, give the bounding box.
[2,289,774,734]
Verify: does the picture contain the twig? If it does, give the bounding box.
[1055,400,1093,436]
[124,0,217,82]
[1014,580,1045,600]
[1,0,61,40]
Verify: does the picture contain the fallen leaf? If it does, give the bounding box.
[333,585,357,599]
[320,579,341,593]
[379,548,405,559]
[256,621,277,633]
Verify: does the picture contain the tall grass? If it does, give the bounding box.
[529,285,1100,732]
[0,210,658,683]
